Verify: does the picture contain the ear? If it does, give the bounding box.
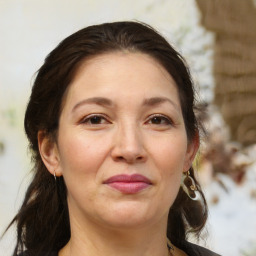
[38,130,61,177]
[183,132,199,172]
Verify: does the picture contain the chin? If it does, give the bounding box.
[97,202,160,229]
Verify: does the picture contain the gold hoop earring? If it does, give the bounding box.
[167,238,175,255]
[181,170,199,200]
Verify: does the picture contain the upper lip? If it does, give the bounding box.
[103,174,152,184]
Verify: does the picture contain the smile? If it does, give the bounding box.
[103,174,152,194]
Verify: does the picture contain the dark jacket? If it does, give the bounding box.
[180,241,221,256]
[19,242,221,256]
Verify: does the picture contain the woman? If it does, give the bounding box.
[7,21,220,256]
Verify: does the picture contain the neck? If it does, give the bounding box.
[59,214,170,256]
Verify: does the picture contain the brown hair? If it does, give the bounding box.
[7,21,208,255]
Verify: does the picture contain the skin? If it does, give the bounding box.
[39,52,197,256]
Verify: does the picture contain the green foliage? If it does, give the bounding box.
[0,141,4,155]
[241,242,256,256]
[1,107,18,127]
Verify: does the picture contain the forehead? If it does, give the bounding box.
[74,51,173,82]
[63,52,180,108]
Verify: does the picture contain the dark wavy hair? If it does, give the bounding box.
[6,21,208,255]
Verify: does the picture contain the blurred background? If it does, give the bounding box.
[0,0,256,255]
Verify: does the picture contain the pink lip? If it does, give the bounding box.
[103,174,152,194]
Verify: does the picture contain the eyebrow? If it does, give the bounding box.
[72,97,113,112]
[72,96,179,112]
[142,97,179,110]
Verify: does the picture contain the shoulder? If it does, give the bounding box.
[180,241,222,256]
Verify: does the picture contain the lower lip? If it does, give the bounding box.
[107,182,150,194]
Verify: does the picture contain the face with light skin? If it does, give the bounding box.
[39,52,198,233]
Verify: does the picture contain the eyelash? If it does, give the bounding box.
[80,114,173,126]
[80,114,110,125]
[146,114,173,126]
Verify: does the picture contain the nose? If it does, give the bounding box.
[111,123,147,164]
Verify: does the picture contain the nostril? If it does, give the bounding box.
[116,156,125,161]
[114,154,145,163]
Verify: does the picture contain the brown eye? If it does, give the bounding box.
[88,116,103,124]
[147,115,172,125]
[151,116,163,124]
[81,115,109,125]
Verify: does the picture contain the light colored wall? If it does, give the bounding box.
[0,0,214,255]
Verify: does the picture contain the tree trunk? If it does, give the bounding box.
[196,0,256,145]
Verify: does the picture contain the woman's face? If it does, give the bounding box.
[45,52,197,230]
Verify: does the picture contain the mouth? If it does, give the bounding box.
[103,174,152,194]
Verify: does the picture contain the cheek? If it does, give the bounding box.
[57,133,109,177]
[149,134,188,174]
[57,133,111,206]
[148,134,187,197]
